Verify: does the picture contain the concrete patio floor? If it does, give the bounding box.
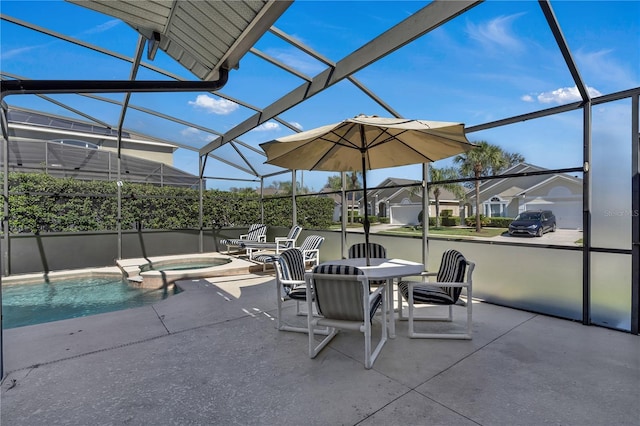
[1,272,638,425]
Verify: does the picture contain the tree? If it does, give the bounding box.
[268,180,310,195]
[454,141,511,232]
[325,175,342,191]
[229,187,255,194]
[429,166,466,228]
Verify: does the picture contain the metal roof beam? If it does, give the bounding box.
[538,0,590,102]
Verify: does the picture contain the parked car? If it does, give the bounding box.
[508,210,556,237]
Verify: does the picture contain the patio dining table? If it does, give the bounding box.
[316,258,424,338]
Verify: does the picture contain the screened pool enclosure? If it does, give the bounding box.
[1,0,638,347]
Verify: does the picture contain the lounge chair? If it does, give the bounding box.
[242,225,302,260]
[219,223,267,254]
[252,234,324,271]
[298,235,325,267]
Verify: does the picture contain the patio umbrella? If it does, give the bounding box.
[260,114,475,265]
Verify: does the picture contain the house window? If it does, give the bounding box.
[485,196,506,217]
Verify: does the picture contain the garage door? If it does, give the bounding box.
[527,201,582,229]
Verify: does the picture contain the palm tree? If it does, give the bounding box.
[454,141,509,232]
[429,166,466,228]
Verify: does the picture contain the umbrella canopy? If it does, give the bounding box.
[260,114,475,264]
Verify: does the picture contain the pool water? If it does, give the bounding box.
[2,277,181,329]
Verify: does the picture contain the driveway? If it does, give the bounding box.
[490,229,583,245]
[367,224,583,246]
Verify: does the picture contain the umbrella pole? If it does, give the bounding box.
[361,151,370,266]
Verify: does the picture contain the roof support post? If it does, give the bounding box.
[199,155,204,253]
[422,163,429,268]
[341,172,348,259]
[0,101,9,379]
[292,169,297,225]
[582,102,592,325]
[631,93,639,335]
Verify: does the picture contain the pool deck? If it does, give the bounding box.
[1,268,639,425]
[3,252,264,288]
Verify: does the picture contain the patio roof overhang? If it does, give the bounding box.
[66,0,293,81]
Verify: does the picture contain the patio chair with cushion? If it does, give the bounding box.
[306,263,388,369]
[272,248,329,335]
[349,242,387,286]
[243,224,302,261]
[348,242,387,259]
[219,223,267,254]
[298,235,325,267]
[397,249,475,339]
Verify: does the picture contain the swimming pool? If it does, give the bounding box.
[2,276,180,329]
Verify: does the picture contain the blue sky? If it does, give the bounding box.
[1,1,639,191]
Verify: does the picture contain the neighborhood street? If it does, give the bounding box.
[365,224,583,246]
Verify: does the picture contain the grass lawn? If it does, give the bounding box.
[379,226,507,238]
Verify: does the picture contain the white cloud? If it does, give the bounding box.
[188,95,238,115]
[84,19,121,35]
[267,48,325,75]
[466,13,525,52]
[575,48,638,89]
[535,86,602,104]
[180,127,212,142]
[291,122,303,130]
[252,122,280,132]
[520,94,534,102]
[1,45,40,60]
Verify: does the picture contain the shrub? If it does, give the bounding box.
[441,216,460,226]
[464,214,491,227]
[486,217,513,228]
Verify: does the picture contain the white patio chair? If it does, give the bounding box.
[306,263,388,369]
[397,249,475,339]
[219,223,267,254]
[271,248,329,335]
[244,224,302,260]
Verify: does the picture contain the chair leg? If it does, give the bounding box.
[276,282,328,334]
[405,283,472,340]
[365,288,388,369]
[308,296,337,358]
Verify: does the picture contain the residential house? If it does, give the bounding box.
[367,177,464,225]
[5,107,199,187]
[464,163,583,229]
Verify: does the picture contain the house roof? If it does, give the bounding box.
[5,139,199,187]
[465,163,583,202]
[368,177,463,204]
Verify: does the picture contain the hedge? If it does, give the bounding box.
[464,215,512,228]
[2,173,334,233]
